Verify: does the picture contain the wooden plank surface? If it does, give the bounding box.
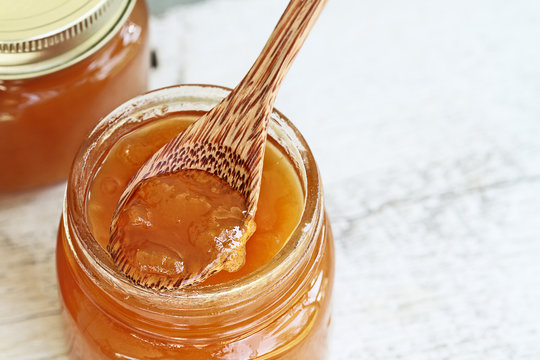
[1,0,540,358]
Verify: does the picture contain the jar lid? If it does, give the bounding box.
[0,0,135,79]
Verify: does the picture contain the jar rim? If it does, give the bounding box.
[63,84,323,312]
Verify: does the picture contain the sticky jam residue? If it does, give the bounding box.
[108,170,255,289]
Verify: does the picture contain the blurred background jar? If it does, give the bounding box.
[0,0,149,192]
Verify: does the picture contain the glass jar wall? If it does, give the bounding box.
[0,0,149,192]
[56,85,335,359]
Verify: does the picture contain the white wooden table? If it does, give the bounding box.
[2,0,540,358]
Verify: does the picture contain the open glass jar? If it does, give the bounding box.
[0,0,149,192]
[56,85,334,359]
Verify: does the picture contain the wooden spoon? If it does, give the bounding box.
[108,0,327,290]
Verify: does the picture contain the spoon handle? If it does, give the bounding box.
[166,0,326,206]
[188,0,327,211]
[236,0,327,106]
[113,0,327,221]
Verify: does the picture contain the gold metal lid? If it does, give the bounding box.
[0,0,135,79]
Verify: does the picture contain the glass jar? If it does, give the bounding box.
[0,0,149,192]
[56,85,334,359]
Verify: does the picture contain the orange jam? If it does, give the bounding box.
[88,115,303,287]
[108,170,255,289]
[0,0,149,192]
[56,85,334,359]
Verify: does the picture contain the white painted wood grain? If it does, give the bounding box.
[1,0,540,358]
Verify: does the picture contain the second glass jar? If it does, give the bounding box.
[0,0,149,192]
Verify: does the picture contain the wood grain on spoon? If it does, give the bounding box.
[108,0,327,290]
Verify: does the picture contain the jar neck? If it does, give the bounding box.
[62,84,324,340]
